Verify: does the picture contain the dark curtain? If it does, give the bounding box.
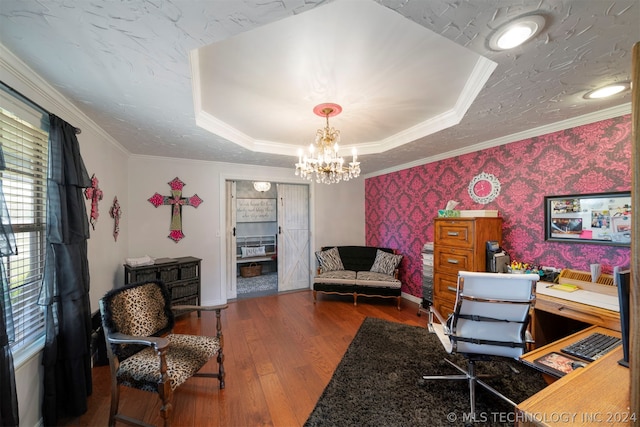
[0,145,19,426]
[40,114,92,426]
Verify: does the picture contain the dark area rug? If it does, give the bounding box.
[304,317,548,427]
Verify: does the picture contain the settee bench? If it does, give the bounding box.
[312,246,403,309]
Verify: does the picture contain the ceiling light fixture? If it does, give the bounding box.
[488,15,545,51]
[584,82,630,99]
[295,103,360,184]
[253,181,271,192]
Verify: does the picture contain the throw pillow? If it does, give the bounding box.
[315,247,345,273]
[241,246,266,258]
[370,249,402,276]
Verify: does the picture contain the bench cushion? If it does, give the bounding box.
[314,270,357,285]
[355,271,401,288]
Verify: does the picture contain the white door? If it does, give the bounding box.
[225,180,237,299]
[277,183,310,291]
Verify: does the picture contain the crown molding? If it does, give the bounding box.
[366,103,632,179]
[0,43,129,156]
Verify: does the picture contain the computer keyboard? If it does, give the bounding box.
[561,332,622,362]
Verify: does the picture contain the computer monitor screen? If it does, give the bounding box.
[614,267,630,368]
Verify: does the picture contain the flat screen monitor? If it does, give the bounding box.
[614,267,630,368]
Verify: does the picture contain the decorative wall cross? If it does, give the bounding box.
[84,174,103,230]
[109,196,122,241]
[148,177,203,243]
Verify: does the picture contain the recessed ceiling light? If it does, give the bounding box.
[489,15,546,51]
[584,83,630,99]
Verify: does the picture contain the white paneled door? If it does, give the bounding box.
[277,183,310,292]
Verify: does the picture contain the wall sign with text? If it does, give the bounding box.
[237,198,277,222]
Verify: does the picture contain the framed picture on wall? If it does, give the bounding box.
[544,192,631,246]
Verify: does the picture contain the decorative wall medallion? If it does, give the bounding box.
[468,172,501,204]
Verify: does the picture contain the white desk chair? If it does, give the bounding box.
[423,271,539,416]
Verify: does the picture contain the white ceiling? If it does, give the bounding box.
[0,0,638,176]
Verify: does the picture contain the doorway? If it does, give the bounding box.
[226,180,310,299]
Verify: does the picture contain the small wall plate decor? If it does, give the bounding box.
[468,172,501,204]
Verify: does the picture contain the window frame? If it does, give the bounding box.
[0,90,49,367]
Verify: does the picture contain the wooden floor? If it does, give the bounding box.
[59,290,425,427]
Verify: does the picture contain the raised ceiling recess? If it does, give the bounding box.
[190,0,496,158]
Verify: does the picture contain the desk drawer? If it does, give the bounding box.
[434,220,473,248]
[434,247,473,274]
[535,295,621,332]
[434,272,458,303]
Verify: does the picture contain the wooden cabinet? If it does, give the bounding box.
[124,257,201,311]
[432,217,503,318]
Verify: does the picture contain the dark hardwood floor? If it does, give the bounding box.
[59,290,425,427]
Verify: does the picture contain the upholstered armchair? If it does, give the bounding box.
[99,280,227,427]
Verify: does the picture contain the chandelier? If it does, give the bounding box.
[295,103,360,184]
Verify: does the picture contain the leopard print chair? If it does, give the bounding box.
[100,280,227,427]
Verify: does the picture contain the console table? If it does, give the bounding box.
[124,256,201,314]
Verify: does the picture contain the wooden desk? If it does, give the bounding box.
[517,326,632,426]
[533,292,620,347]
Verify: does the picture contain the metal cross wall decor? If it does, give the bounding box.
[148,177,203,242]
[84,173,103,230]
[109,196,122,241]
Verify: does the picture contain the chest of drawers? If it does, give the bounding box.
[432,217,502,318]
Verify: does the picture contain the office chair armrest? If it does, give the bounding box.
[108,332,169,351]
[428,306,451,335]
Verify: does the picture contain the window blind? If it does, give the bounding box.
[0,104,48,351]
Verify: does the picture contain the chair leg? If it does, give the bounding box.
[422,357,518,420]
[218,348,226,389]
[158,379,173,427]
[468,360,477,418]
[108,379,120,427]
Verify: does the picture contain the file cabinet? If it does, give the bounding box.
[432,217,502,318]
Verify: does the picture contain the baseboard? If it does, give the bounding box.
[401,291,421,305]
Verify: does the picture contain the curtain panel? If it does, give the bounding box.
[40,114,92,425]
[0,145,19,427]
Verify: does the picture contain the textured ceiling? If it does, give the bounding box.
[0,0,638,176]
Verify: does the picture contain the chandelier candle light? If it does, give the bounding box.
[295,103,360,184]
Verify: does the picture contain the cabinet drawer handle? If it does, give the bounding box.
[447,259,459,264]
[447,286,457,293]
[447,231,459,236]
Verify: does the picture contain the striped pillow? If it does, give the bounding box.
[315,247,345,273]
[370,250,402,276]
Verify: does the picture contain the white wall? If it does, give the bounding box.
[127,156,365,304]
[313,178,365,249]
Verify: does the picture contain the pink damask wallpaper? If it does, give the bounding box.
[365,115,632,298]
